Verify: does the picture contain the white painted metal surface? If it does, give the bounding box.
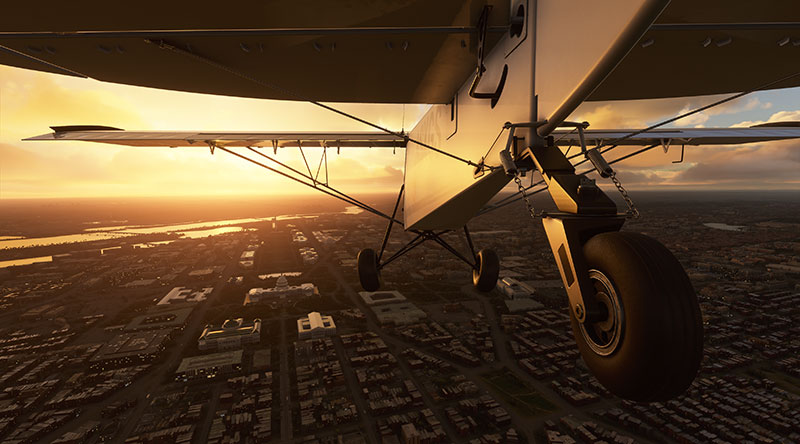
[552,127,800,146]
[404,0,534,230]
[535,0,651,129]
[25,130,405,148]
[404,0,664,230]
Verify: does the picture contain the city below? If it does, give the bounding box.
[0,191,797,444]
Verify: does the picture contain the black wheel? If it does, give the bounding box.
[571,232,703,402]
[357,248,380,291]
[472,249,499,292]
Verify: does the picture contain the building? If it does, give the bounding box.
[90,329,172,369]
[198,318,261,351]
[401,423,421,444]
[299,247,318,265]
[188,268,217,280]
[292,230,308,243]
[498,277,536,299]
[244,275,317,306]
[125,306,193,331]
[371,302,427,326]
[505,298,544,313]
[359,290,407,306]
[175,350,243,381]
[157,287,213,305]
[297,312,337,339]
[239,249,256,269]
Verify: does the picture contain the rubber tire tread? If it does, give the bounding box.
[472,249,500,292]
[357,248,381,292]
[571,232,703,401]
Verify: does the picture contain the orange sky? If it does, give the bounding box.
[1,64,799,199]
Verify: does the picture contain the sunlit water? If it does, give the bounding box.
[0,232,134,250]
[0,256,53,268]
[0,206,362,267]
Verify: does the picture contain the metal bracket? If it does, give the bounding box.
[468,5,508,108]
[473,157,487,179]
[519,136,617,215]
[541,214,625,323]
[673,144,685,163]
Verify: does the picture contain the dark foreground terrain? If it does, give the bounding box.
[0,190,797,443]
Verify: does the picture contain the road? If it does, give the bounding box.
[279,310,293,442]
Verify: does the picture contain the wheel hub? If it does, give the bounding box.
[578,269,624,356]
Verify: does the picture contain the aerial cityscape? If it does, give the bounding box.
[0,191,798,444]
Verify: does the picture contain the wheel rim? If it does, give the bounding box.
[578,269,624,356]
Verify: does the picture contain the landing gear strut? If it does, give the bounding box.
[357,186,499,293]
[509,121,703,401]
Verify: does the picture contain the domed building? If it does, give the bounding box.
[244,274,318,306]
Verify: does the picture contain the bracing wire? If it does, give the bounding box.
[479,68,800,216]
[147,39,481,168]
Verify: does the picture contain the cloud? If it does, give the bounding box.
[581,140,800,189]
[668,141,800,186]
[568,94,798,190]
[3,62,799,198]
[671,97,770,127]
[0,65,410,198]
[571,96,773,130]
[733,110,800,127]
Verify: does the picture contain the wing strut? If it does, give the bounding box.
[213,145,402,225]
[480,66,800,217]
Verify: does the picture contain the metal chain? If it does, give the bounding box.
[514,174,539,221]
[609,172,640,219]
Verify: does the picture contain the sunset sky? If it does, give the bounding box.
[1,64,799,199]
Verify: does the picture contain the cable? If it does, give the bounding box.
[481,69,800,216]
[148,39,481,168]
[245,147,390,224]
[583,69,800,149]
[475,125,510,167]
[216,146,402,224]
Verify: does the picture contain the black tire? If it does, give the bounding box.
[472,249,500,292]
[357,248,380,291]
[570,232,703,402]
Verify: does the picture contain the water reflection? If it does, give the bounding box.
[0,256,53,268]
[177,226,250,239]
[93,217,274,234]
[0,232,133,250]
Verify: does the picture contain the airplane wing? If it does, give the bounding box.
[25,126,407,148]
[1,1,799,104]
[551,124,800,147]
[0,0,509,104]
[590,0,800,100]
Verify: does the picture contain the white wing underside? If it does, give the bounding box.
[27,125,800,149]
[552,126,800,147]
[25,127,406,148]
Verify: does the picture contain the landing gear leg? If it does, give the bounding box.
[515,123,703,401]
[355,186,499,292]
